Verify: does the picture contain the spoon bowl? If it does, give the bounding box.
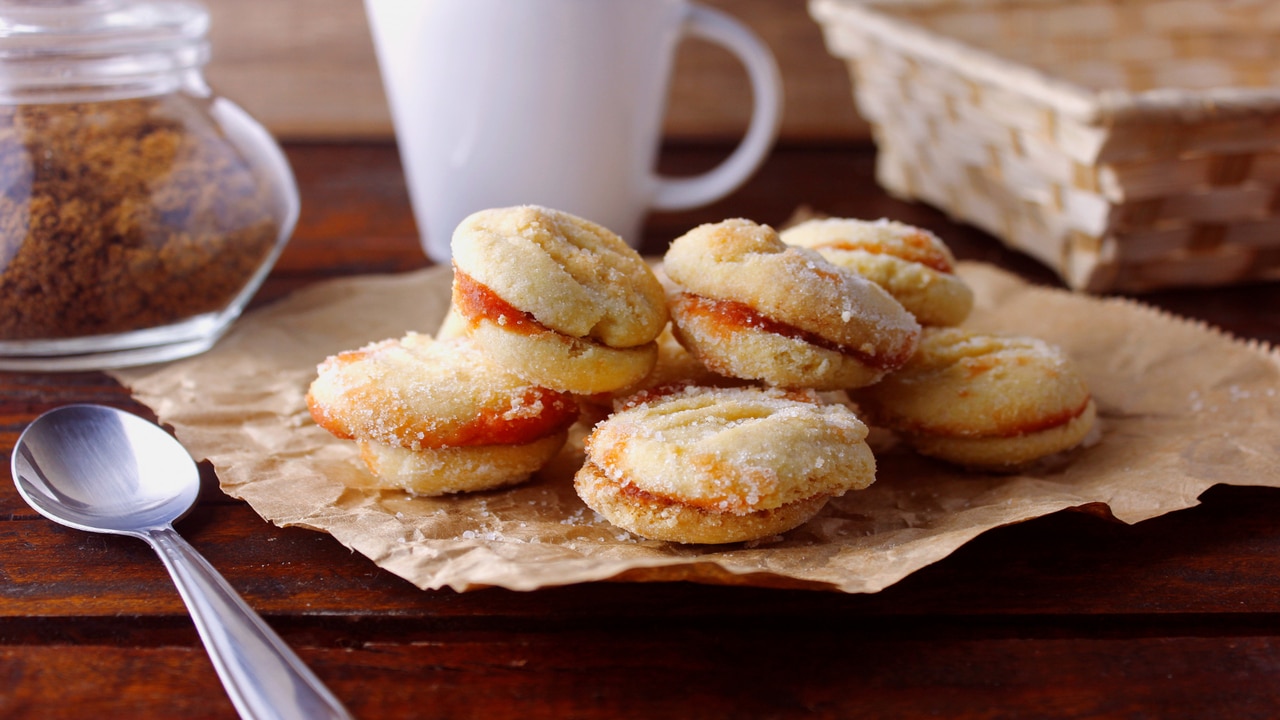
[14,403,199,534]
[12,404,351,720]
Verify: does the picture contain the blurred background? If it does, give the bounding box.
[200,0,869,142]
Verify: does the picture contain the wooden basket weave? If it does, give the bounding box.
[810,0,1280,292]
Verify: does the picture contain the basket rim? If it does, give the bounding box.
[809,0,1280,126]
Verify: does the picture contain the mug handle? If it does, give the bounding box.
[650,4,783,211]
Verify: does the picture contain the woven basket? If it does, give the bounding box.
[810,0,1280,292]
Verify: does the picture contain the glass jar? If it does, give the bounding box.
[0,0,299,370]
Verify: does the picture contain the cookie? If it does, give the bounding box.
[306,332,578,493]
[852,327,1097,469]
[356,433,568,496]
[450,205,668,394]
[781,217,974,327]
[662,218,921,389]
[574,385,877,544]
[307,332,579,449]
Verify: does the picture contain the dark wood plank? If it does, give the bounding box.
[5,633,1280,720]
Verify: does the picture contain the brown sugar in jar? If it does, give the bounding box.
[0,96,283,341]
[0,0,299,370]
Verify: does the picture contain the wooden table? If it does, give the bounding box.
[4,142,1280,719]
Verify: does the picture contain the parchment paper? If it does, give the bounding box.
[110,262,1280,593]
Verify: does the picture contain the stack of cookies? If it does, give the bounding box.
[308,205,1097,545]
[305,331,580,496]
[775,217,1095,470]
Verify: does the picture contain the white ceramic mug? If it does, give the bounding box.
[365,0,783,262]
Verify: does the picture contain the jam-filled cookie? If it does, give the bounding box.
[355,433,569,496]
[663,218,921,390]
[852,327,1097,469]
[450,205,669,394]
[306,332,578,494]
[574,385,877,544]
[781,217,974,327]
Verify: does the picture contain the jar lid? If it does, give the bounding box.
[0,0,210,102]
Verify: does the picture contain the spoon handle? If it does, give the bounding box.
[145,526,353,720]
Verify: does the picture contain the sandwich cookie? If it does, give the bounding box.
[852,327,1097,469]
[450,205,669,394]
[663,218,921,390]
[575,384,877,544]
[781,217,974,327]
[307,332,578,495]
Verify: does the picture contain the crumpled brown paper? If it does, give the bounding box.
[110,262,1280,593]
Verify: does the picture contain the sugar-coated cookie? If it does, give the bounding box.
[356,433,568,496]
[307,332,579,449]
[574,385,877,544]
[663,218,921,390]
[852,327,1097,469]
[306,333,577,494]
[450,205,668,394]
[781,217,974,327]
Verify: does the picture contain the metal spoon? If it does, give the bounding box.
[11,404,352,720]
